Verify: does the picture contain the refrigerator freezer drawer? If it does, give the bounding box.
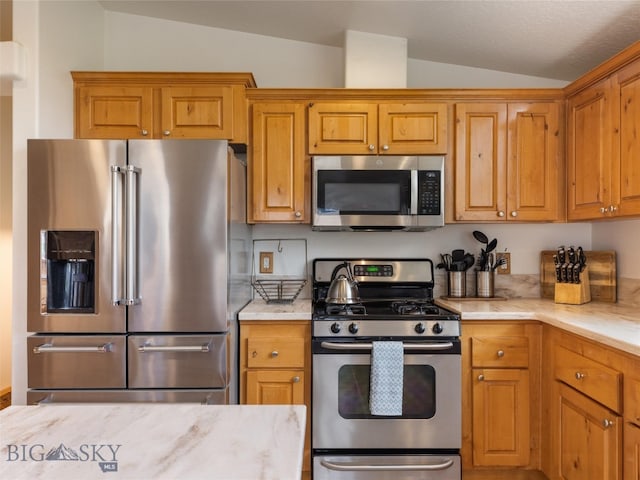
[128,334,228,388]
[28,335,126,389]
[27,389,228,405]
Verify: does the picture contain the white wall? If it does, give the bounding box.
[592,219,640,278]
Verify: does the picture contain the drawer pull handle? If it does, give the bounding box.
[33,343,112,354]
[138,344,210,353]
[477,374,485,381]
[271,351,279,358]
[602,419,614,428]
[575,372,586,380]
[292,376,300,383]
[497,350,505,358]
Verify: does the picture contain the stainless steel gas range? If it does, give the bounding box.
[311,258,461,480]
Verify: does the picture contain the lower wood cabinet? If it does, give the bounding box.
[239,320,311,476]
[625,422,640,480]
[462,321,541,470]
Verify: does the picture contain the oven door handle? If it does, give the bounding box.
[320,341,454,351]
[320,458,455,472]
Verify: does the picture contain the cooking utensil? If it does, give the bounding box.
[326,262,361,304]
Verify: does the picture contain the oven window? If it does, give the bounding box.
[337,365,436,419]
[317,170,411,215]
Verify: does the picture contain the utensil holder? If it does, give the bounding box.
[554,267,591,305]
[448,271,466,298]
[476,270,495,298]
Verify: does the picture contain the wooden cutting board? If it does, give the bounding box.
[540,250,617,302]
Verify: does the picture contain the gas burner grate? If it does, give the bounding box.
[391,301,440,315]
[325,304,367,316]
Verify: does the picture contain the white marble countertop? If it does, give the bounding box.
[0,404,306,480]
[436,297,640,357]
[239,298,311,320]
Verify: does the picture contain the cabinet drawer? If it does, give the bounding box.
[247,337,305,368]
[554,345,621,412]
[471,336,529,368]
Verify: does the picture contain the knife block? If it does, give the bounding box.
[554,267,591,305]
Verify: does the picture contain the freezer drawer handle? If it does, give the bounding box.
[320,458,455,472]
[137,344,211,353]
[320,341,454,351]
[33,343,113,354]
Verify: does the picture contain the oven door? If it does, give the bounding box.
[313,454,461,480]
[312,340,461,450]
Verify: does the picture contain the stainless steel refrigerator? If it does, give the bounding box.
[26,139,252,404]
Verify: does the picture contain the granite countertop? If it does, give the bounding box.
[436,297,640,357]
[0,404,305,480]
[239,298,312,320]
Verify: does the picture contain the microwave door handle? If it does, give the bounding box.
[320,458,455,472]
[410,170,418,214]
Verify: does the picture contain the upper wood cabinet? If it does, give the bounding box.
[72,72,256,142]
[308,101,448,155]
[454,101,562,222]
[248,101,308,223]
[565,42,640,221]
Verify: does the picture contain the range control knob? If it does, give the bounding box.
[414,322,426,334]
[432,322,444,334]
[330,322,341,334]
[348,323,359,334]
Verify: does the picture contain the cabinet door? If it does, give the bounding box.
[76,86,153,139]
[556,382,621,480]
[507,102,562,221]
[454,103,508,221]
[160,86,233,139]
[308,102,378,154]
[378,103,448,154]
[472,368,530,466]
[245,370,305,405]
[249,102,307,222]
[614,60,640,217]
[625,422,640,480]
[566,78,614,220]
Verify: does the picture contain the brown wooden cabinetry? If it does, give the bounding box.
[308,101,447,155]
[72,72,256,142]
[239,320,311,476]
[248,101,308,223]
[625,422,640,480]
[454,102,561,222]
[566,44,640,220]
[462,321,541,470]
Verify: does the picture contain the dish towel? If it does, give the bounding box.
[369,341,404,416]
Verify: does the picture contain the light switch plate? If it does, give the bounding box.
[259,252,274,274]
[496,252,511,275]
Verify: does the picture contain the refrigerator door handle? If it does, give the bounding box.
[125,165,141,306]
[111,166,125,305]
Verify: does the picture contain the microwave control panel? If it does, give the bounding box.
[417,171,441,215]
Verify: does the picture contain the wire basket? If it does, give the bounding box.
[251,238,308,304]
[251,278,307,304]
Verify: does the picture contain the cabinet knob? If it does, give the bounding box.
[575,371,585,380]
[163,130,171,136]
[510,211,517,217]
[477,374,485,381]
[381,144,389,151]
[368,144,375,151]
[141,129,148,136]
[497,350,505,358]
[294,211,302,218]
[251,351,257,358]
[600,207,607,214]
[609,205,617,213]
[602,419,614,428]
[292,376,300,383]
[497,211,505,217]
[271,350,279,358]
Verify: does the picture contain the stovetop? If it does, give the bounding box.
[312,258,460,338]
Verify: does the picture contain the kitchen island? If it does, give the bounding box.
[0,404,306,480]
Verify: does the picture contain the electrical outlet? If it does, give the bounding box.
[259,252,274,274]
[496,252,511,275]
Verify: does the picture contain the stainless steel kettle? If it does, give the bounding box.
[326,262,361,304]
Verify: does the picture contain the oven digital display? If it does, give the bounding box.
[353,265,393,277]
[337,365,436,419]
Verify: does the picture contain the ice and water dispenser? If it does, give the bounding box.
[42,231,96,313]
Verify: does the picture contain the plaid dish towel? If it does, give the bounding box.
[369,341,404,416]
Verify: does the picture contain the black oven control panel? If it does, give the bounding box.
[353,264,393,277]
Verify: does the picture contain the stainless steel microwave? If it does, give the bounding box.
[312,155,445,232]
